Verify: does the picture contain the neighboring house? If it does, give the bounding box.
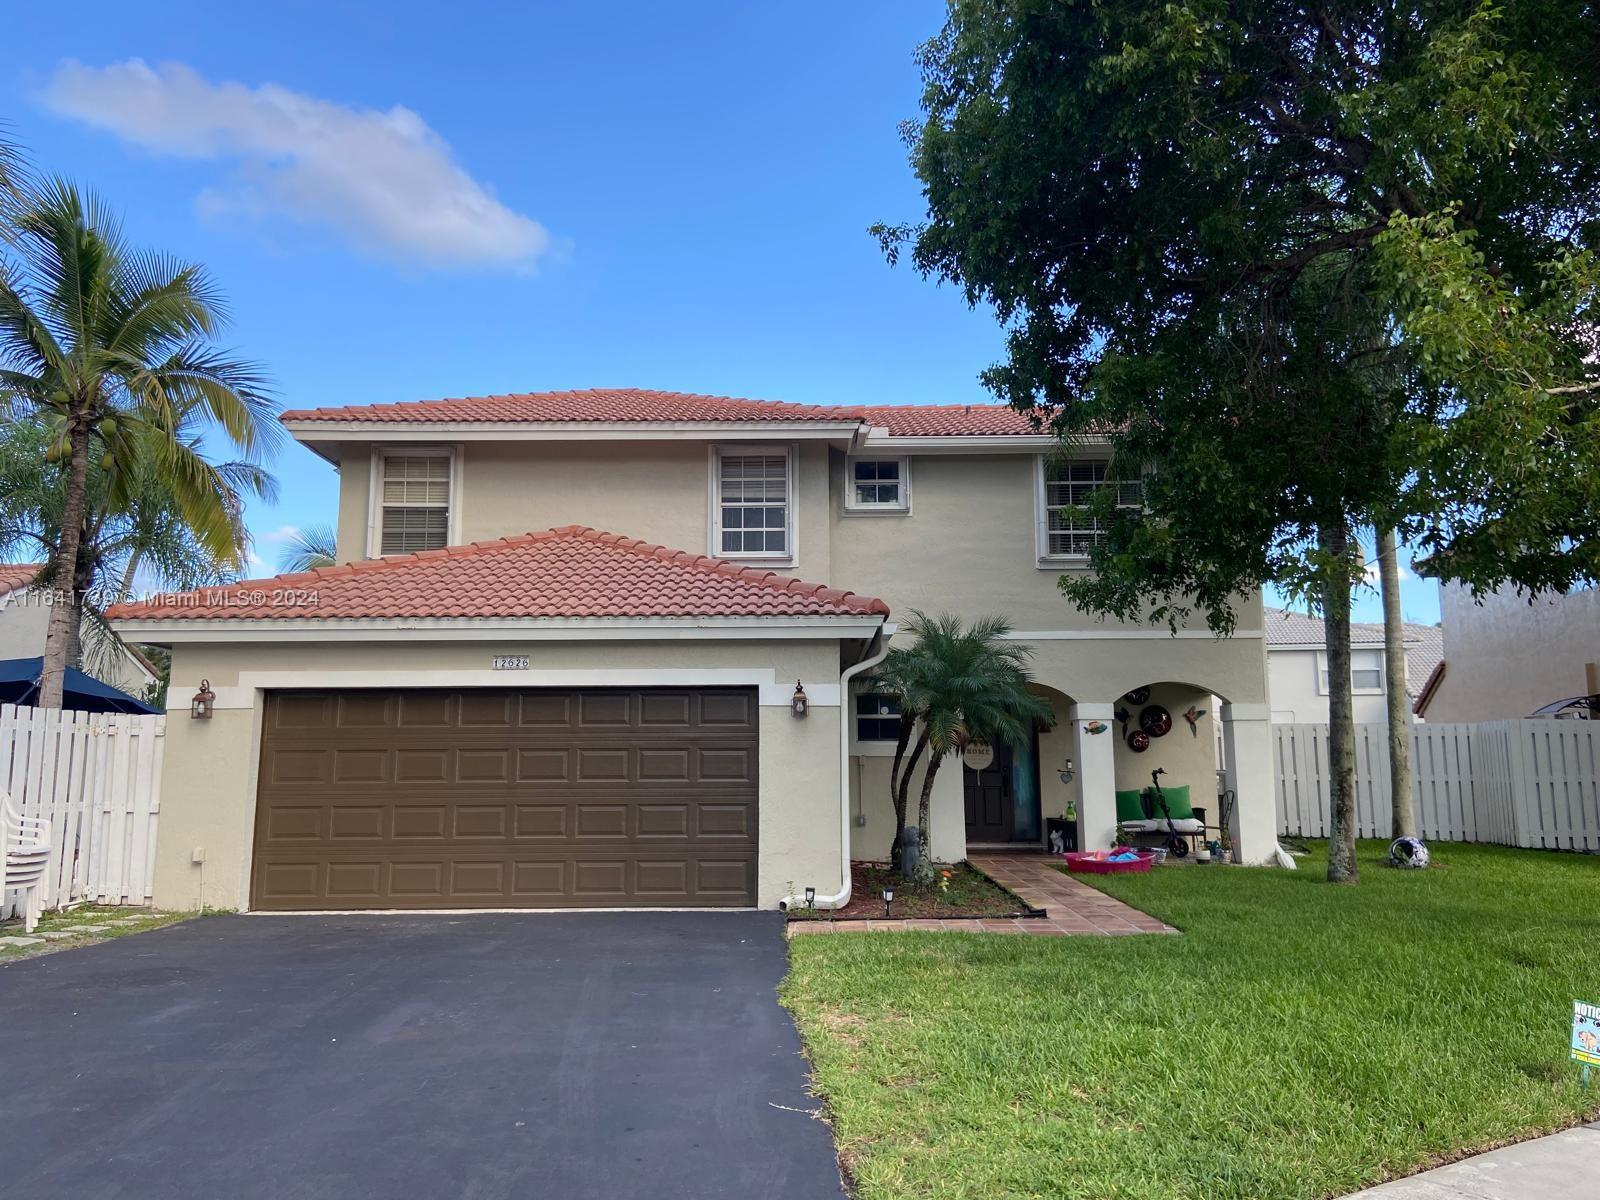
[1416,583,1600,722]
[0,563,158,702]
[1264,607,1444,724]
[108,388,1279,914]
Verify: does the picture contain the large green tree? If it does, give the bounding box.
[0,179,278,707]
[881,0,1600,880]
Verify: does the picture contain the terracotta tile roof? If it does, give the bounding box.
[1265,606,1445,694]
[105,527,889,623]
[279,387,1064,438]
[281,388,866,425]
[0,563,41,598]
[855,404,1047,436]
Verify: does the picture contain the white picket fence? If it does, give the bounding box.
[1276,719,1600,850]
[0,704,165,916]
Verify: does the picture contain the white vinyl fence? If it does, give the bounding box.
[1276,719,1600,850]
[0,704,165,917]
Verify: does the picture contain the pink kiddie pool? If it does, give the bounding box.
[1063,849,1158,875]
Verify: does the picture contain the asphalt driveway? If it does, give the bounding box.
[0,912,844,1200]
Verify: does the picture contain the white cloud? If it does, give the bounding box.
[42,59,552,270]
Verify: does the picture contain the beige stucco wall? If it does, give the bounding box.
[1428,583,1600,722]
[330,440,834,583]
[154,637,846,912]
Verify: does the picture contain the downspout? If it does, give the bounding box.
[779,621,893,911]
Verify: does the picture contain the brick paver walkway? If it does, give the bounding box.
[787,854,1177,937]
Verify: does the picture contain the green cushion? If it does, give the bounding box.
[1152,784,1193,820]
[1115,789,1146,822]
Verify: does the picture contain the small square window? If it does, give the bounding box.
[845,458,909,511]
[855,693,902,741]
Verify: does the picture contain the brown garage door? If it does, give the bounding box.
[251,687,758,910]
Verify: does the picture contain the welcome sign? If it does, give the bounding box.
[1572,1001,1600,1068]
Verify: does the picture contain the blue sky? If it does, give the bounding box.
[6,0,1439,625]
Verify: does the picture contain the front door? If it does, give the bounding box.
[964,741,1015,842]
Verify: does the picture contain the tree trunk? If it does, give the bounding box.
[916,750,945,848]
[116,547,144,606]
[1322,522,1359,884]
[39,414,92,709]
[887,714,916,861]
[892,726,930,855]
[1378,528,1416,839]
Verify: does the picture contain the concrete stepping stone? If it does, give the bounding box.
[34,931,77,941]
[106,917,148,926]
[0,936,43,948]
[65,924,110,933]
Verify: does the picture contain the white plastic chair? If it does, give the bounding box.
[2,790,52,933]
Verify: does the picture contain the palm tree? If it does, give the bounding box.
[0,415,273,683]
[0,180,277,707]
[277,524,339,574]
[875,611,1054,873]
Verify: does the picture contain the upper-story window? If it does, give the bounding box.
[375,448,455,555]
[845,457,910,513]
[712,447,793,559]
[1318,649,1385,695]
[1037,456,1141,560]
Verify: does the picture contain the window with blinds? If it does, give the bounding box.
[1043,459,1141,557]
[379,454,451,554]
[715,450,791,557]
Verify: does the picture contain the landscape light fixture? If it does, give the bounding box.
[804,886,816,910]
[191,680,216,720]
[882,887,894,918]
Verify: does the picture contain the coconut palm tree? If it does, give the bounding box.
[0,179,277,707]
[277,524,339,574]
[874,611,1054,873]
[0,415,273,683]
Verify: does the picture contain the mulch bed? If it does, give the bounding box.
[786,861,1039,921]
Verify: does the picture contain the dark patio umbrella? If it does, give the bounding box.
[0,657,159,715]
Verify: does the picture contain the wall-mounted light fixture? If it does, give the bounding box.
[190,680,216,720]
[1058,757,1075,785]
[791,681,809,719]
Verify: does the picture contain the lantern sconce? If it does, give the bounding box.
[191,679,216,720]
[790,681,809,719]
[1058,757,1076,785]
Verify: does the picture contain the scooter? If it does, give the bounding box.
[1148,767,1189,858]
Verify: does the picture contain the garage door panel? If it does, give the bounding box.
[252,688,758,910]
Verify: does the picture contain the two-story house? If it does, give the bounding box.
[108,389,1276,913]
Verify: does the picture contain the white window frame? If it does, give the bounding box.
[1034,454,1140,565]
[843,456,911,514]
[366,445,462,559]
[708,444,797,563]
[1317,649,1386,696]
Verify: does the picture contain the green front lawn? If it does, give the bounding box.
[783,842,1599,1200]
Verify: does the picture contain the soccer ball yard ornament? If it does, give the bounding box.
[1388,836,1430,870]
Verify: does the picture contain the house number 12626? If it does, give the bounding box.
[492,655,529,671]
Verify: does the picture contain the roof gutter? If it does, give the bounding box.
[780,621,895,913]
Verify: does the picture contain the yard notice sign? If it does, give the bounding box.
[1572,1001,1600,1070]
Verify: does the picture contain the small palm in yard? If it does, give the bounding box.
[0,178,278,707]
[875,611,1053,873]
